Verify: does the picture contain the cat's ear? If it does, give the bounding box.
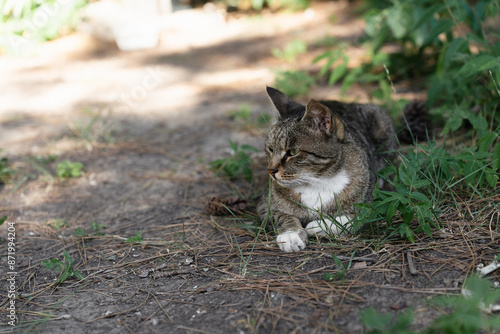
[266,86,303,119]
[304,100,345,142]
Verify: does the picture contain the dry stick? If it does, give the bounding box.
[458,222,478,281]
[323,253,377,262]
[144,290,174,324]
[117,319,134,334]
[176,326,217,334]
[406,250,419,275]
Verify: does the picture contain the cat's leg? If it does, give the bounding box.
[275,213,308,252]
[305,215,351,236]
[258,196,307,252]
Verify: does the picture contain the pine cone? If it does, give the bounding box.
[398,100,431,144]
[205,196,247,216]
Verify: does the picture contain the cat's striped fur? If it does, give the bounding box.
[258,87,396,252]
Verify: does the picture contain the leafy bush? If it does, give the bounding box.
[356,133,500,243]
[315,0,500,135]
[0,0,88,54]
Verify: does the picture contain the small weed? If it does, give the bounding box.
[331,254,352,280]
[0,151,14,183]
[228,104,252,120]
[48,218,68,230]
[73,228,85,237]
[272,39,307,63]
[34,154,56,165]
[323,273,334,281]
[73,221,106,237]
[125,231,143,243]
[41,250,84,284]
[90,221,106,236]
[57,160,84,178]
[209,140,259,182]
[0,216,6,225]
[274,70,316,98]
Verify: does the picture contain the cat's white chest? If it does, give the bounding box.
[295,169,350,211]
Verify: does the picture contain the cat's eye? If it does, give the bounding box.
[287,149,300,157]
[267,147,273,153]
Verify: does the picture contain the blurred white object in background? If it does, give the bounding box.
[80,0,167,51]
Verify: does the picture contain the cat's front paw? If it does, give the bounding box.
[276,229,308,252]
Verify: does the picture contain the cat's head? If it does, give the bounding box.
[265,87,346,187]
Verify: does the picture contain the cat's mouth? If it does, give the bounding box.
[274,174,300,187]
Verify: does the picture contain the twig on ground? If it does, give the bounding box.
[324,254,377,262]
[406,250,419,275]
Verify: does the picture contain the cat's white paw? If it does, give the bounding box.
[305,215,351,236]
[276,230,307,252]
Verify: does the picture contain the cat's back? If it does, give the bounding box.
[321,100,396,169]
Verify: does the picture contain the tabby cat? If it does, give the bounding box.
[258,87,396,252]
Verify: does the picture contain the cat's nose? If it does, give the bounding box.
[267,168,278,177]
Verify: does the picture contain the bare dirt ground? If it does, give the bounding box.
[0,2,499,333]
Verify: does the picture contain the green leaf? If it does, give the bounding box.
[412,3,447,31]
[444,37,468,69]
[386,203,397,222]
[312,51,332,64]
[456,54,500,78]
[228,139,238,153]
[387,3,414,39]
[364,10,384,38]
[493,142,500,170]
[443,115,463,134]
[477,133,498,153]
[411,179,431,190]
[415,204,432,236]
[485,170,498,187]
[402,210,415,225]
[423,20,455,47]
[399,223,415,243]
[0,216,6,225]
[410,191,430,203]
[42,258,63,271]
[328,57,348,85]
